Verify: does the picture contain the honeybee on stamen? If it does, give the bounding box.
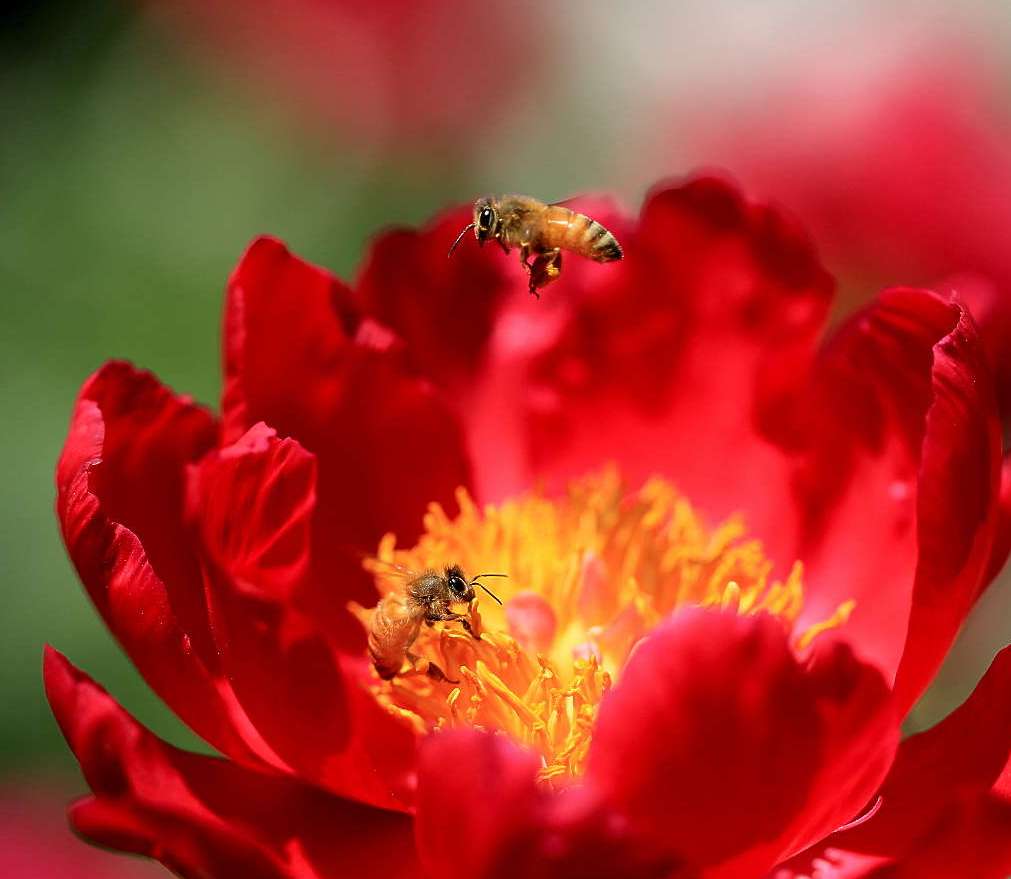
[448,194,623,298]
[365,563,504,683]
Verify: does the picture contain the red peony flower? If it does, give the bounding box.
[46,177,1011,878]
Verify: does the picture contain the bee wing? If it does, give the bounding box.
[365,557,425,586]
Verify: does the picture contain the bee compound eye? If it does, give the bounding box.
[479,207,493,229]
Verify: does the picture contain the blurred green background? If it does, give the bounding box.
[4,1,1011,873]
[1,0,625,783]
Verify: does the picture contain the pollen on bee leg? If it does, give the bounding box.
[354,468,857,786]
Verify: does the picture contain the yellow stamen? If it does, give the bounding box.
[350,468,852,787]
[795,598,856,650]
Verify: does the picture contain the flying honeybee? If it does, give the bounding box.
[448,194,623,297]
[367,563,505,682]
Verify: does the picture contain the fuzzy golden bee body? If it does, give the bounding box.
[449,194,623,297]
[367,564,504,682]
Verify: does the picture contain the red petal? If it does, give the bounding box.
[355,195,630,390]
[774,638,898,859]
[945,273,1011,423]
[415,730,689,879]
[779,645,1011,878]
[191,423,417,809]
[985,454,1011,585]
[55,362,262,763]
[190,422,317,604]
[586,608,895,872]
[356,207,515,385]
[458,177,830,543]
[524,176,829,505]
[222,236,472,646]
[44,647,419,879]
[790,289,1002,712]
[58,361,219,666]
[415,730,542,878]
[892,294,1003,711]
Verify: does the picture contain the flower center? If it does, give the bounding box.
[351,469,853,787]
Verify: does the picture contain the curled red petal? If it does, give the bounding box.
[190,422,318,604]
[55,361,264,763]
[790,289,1002,712]
[586,608,895,873]
[779,645,1011,878]
[58,361,219,668]
[892,293,1003,711]
[222,236,472,646]
[44,646,419,879]
[191,423,416,809]
[943,273,1011,423]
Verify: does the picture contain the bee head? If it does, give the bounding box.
[473,197,498,246]
[445,565,475,602]
[448,196,499,257]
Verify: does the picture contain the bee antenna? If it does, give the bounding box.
[471,573,506,605]
[448,223,475,257]
[477,583,504,605]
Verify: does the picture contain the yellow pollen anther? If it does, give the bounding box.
[351,468,853,786]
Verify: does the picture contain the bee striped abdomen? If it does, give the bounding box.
[579,216,623,262]
[368,594,420,680]
[541,206,622,262]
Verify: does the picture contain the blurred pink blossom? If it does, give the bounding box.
[152,0,543,152]
[0,782,163,878]
[684,51,1011,409]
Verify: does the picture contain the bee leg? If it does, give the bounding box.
[427,611,479,639]
[524,248,542,299]
[406,650,459,684]
[529,250,562,297]
[458,617,479,639]
[427,662,458,683]
[404,650,427,674]
[427,611,465,623]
